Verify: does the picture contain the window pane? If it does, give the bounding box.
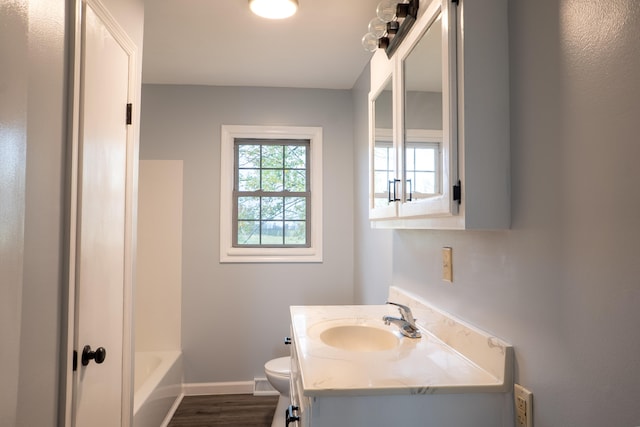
[415,171,436,194]
[374,146,389,170]
[405,147,415,170]
[238,169,260,191]
[261,197,283,220]
[261,221,283,244]
[285,169,306,192]
[285,145,306,169]
[374,171,389,195]
[374,198,388,208]
[415,147,436,171]
[238,197,260,220]
[262,145,283,168]
[238,145,260,169]
[262,169,283,192]
[237,221,260,245]
[232,137,312,250]
[406,173,415,196]
[284,197,306,220]
[285,221,306,245]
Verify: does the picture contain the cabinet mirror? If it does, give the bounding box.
[372,77,395,209]
[401,5,457,217]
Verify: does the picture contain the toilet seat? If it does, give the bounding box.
[265,356,290,377]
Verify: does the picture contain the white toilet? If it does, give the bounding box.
[264,356,291,427]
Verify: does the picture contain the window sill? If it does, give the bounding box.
[220,247,322,263]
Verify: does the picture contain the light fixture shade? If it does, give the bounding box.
[249,0,299,19]
[362,33,379,52]
[368,17,387,38]
[376,0,398,23]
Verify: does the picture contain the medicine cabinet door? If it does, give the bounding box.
[399,0,458,218]
[369,57,398,220]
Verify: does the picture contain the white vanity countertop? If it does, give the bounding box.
[290,303,512,397]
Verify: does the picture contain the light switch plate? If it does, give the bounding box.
[442,247,453,282]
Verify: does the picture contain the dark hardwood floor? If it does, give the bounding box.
[168,394,278,427]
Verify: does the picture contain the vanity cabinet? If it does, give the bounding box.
[368,0,509,229]
[289,379,508,427]
[287,300,513,427]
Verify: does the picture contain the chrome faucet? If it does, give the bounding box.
[383,301,421,338]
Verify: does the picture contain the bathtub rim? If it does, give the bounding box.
[133,350,182,416]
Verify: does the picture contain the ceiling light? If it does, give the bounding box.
[249,0,299,20]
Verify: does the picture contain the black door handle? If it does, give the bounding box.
[81,345,107,366]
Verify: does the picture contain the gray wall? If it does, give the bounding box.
[0,0,144,424]
[352,67,394,304]
[0,1,67,424]
[18,1,67,424]
[354,0,640,426]
[1,2,30,424]
[373,90,441,130]
[139,85,355,382]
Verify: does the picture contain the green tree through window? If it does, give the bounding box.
[233,139,310,247]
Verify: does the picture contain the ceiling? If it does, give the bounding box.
[142,0,382,90]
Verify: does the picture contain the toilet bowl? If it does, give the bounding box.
[264,356,291,427]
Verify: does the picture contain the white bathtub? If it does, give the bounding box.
[133,350,183,427]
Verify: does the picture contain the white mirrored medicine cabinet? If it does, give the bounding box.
[368,0,510,229]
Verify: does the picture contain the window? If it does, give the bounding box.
[373,128,396,208]
[374,128,442,206]
[234,139,309,247]
[220,125,322,263]
[373,140,395,208]
[405,141,440,198]
[404,129,442,201]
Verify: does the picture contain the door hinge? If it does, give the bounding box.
[126,103,132,125]
[451,0,459,4]
[73,350,78,371]
[453,180,462,204]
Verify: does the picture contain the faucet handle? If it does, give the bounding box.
[386,301,414,323]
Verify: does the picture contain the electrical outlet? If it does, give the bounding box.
[514,383,533,427]
[442,247,453,282]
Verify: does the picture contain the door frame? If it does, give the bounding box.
[60,0,138,425]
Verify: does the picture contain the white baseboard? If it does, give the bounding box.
[182,381,254,396]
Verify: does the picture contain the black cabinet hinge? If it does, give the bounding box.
[453,180,462,204]
[451,0,459,4]
[73,350,78,371]
[126,103,132,125]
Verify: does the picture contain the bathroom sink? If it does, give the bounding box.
[291,303,514,398]
[318,324,400,352]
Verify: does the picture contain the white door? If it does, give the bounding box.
[72,1,136,425]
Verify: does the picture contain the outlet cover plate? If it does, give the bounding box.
[514,383,533,427]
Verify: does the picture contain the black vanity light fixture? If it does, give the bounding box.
[362,0,419,58]
[249,0,299,19]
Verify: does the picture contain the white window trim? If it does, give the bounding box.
[220,125,323,263]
